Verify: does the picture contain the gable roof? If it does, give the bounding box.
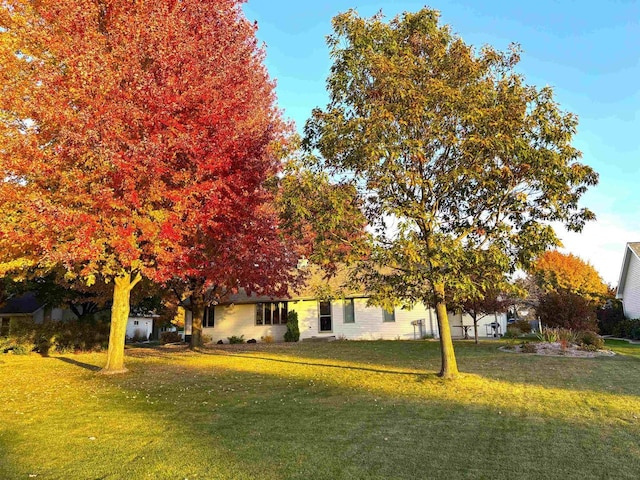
[616,242,640,298]
[0,292,46,315]
[222,265,365,305]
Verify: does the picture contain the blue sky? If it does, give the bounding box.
[244,0,640,285]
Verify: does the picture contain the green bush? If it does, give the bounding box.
[227,335,245,344]
[1,320,110,355]
[159,331,183,345]
[503,326,522,339]
[597,299,624,335]
[12,342,35,355]
[512,319,531,334]
[631,320,640,341]
[284,311,300,342]
[577,330,604,350]
[612,318,640,339]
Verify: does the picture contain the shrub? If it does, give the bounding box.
[512,319,531,334]
[160,331,183,344]
[521,342,537,353]
[12,342,35,355]
[611,318,640,339]
[261,335,274,343]
[227,335,244,344]
[284,311,300,342]
[537,291,598,332]
[577,330,604,350]
[1,320,110,354]
[201,334,213,344]
[597,299,624,335]
[631,320,640,341]
[556,328,577,344]
[503,326,521,339]
[537,326,559,343]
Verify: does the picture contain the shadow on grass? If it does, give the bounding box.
[89,356,640,479]
[197,350,436,378]
[4,350,640,479]
[185,340,640,397]
[54,356,102,371]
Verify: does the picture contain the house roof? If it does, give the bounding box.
[616,242,640,299]
[0,292,46,315]
[221,265,365,305]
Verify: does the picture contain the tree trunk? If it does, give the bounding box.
[472,313,479,345]
[433,282,459,379]
[101,272,141,374]
[190,292,205,350]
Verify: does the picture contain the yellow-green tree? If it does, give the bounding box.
[304,9,597,378]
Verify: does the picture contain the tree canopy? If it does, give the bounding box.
[304,8,598,377]
[0,0,287,371]
[530,250,608,302]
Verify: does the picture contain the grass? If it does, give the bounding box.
[1,340,639,479]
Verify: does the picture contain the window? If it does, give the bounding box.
[256,302,288,325]
[343,299,355,324]
[203,307,215,328]
[383,308,395,322]
[319,301,332,332]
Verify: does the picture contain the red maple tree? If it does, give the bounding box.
[0,0,291,371]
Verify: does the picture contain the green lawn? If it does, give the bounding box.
[1,340,639,479]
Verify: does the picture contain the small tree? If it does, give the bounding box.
[284,311,300,342]
[460,290,510,344]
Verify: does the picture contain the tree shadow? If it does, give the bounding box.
[3,350,640,479]
[197,349,436,378]
[54,356,101,372]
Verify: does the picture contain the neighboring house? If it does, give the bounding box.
[184,269,507,343]
[0,292,158,341]
[616,242,640,319]
[126,315,156,341]
[0,292,73,335]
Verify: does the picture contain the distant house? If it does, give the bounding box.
[184,268,507,343]
[0,292,74,335]
[126,314,158,341]
[616,242,640,319]
[0,292,46,336]
[0,292,158,341]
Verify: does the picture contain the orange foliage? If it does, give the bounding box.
[531,251,608,302]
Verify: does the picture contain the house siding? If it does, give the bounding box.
[193,298,507,343]
[622,251,640,319]
[201,304,288,343]
[126,317,153,340]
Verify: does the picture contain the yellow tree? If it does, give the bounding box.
[304,9,598,378]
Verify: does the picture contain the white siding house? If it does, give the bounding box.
[186,296,507,343]
[616,242,640,319]
[126,316,155,340]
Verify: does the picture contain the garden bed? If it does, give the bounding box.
[500,342,615,357]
